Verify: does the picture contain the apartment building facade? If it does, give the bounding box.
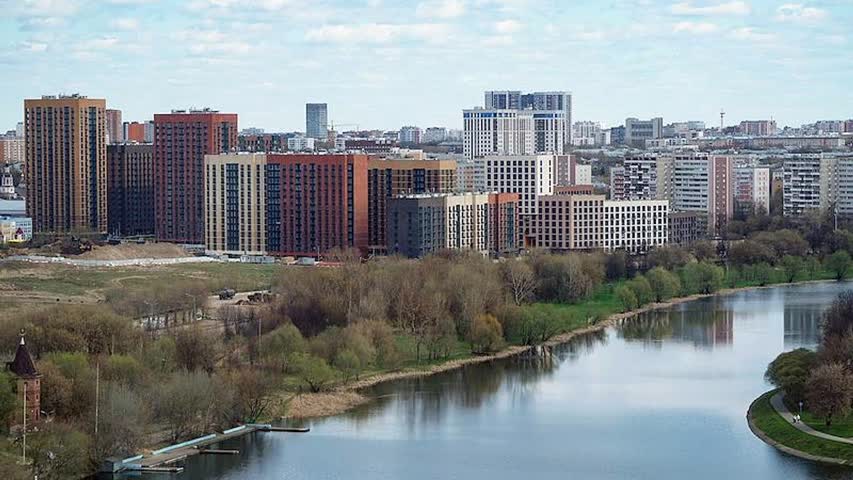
[24,94,108,234]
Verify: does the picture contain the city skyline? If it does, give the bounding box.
[1,0,851,132]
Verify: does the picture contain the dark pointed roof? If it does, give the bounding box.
[7,332,38,378]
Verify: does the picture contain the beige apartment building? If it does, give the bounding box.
[204,153,267,256]
[536,194,669,254]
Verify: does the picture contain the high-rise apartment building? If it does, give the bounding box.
[306,103,328,139]
[535,194,669,254]
[423,127,447,144]
[107,144,155,236]
[367,159,457,252]
[266,154,368,256]
[783,156,822,217]
[399,126,422,144]
[624,117,663,148]
[204,153,267,255]
[153,109,237,243]
[0,132,24,164]
[739,120,777,136]
[123,121,152,143]
[709,155,734,236]
[482,155,555,217]
[463,109,565,159]
[463,109,534,159]
[386,192,519,258]
[484,90,572,145]
[734,167,771,215]
[106,109,123,143]
[611,154,658,200]
[24,94,108,234]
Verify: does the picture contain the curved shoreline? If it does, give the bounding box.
[285,279,840,419]
[747,390,853,466]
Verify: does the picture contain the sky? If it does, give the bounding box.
[0,0,851,133]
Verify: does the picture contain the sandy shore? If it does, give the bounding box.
[284,280,836,419]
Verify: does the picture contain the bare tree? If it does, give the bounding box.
[502,260,536,306]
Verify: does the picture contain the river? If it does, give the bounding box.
[133,281,853,480]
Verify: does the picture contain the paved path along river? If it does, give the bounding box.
[123,281,853,480]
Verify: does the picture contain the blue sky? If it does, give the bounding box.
[0,0,851,132]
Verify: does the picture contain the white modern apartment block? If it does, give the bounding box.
[574,164,592,185]
[455,158,486,193]
[573,121,602,146]
[463,109,534,159]
[204,153,267,256]
[535,194,669,254]
[287,136,315,152]
[783,156,821,216]
[533,111,566,154]
[483,90,573,145]
[482,155,555,216]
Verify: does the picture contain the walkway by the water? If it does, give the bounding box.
[770,392,853,445]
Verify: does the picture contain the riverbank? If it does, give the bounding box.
[285,279,840,419]
[747,390,853,465]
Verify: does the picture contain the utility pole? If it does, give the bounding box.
[94,361,100,437]
[21,383,26,465]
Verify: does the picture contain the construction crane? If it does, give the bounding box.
[324,121,360,132]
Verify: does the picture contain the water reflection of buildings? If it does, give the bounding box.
[619,300,734,349]
[784,306,821,349]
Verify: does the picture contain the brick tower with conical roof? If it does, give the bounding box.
[7,331,40,425]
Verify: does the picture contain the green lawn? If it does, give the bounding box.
[799,409,853,438]
[751,391,853,461]
[522,283,624,330]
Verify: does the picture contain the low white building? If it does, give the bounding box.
[287,136,315,152]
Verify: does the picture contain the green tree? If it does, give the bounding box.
[0,371,16,431]
[29,422,93,480]
[827,250,852,281]
[175,326,219,373]
[95,384,149,461]
[805,363,853,426]
[615,285,638,312]
[646,267,681,302]
[754,262,773,286]
[765,348,816,404]
[468,313,504,354]
[680,262,724,295]
[260,323,306,373]
[626,276,653,306]
[781,255,804,283]
[292,354,338,393]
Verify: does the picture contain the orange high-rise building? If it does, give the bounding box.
[24,94,108,234]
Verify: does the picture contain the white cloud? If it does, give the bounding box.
[670,1,750,16]
[173,29,255,55]
[494,19,522,33]
[775,4,827,24]
[415,0,465,19]
[77,36,121,50]
[672,21,719,34]
[111,18,140,30]
[573,30,607,41]
[305,23,451,44]
[729,27,776,43]
[480,35,513,47]
[19,40,48,52]
[16,0,79,17]
[818,34,846,45]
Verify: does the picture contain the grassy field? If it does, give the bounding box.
[800,410,853,438]
[0,261,279,298]
[751,391,853,461]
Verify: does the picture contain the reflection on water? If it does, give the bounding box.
[619,298,734,348]
[132,282,853,480]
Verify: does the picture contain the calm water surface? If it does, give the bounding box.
[134,282,853,480]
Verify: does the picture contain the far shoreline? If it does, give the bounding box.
[284,278,844,419]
